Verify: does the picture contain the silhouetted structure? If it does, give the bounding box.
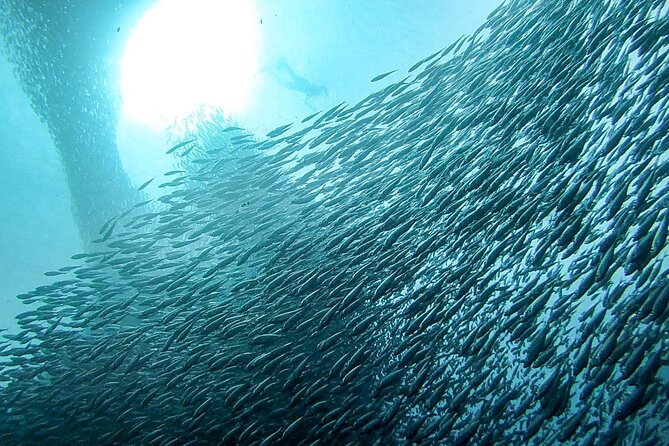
[0,0,154,241]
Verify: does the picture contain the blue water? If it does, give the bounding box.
[1,1,668,445]
[0,0,501,333]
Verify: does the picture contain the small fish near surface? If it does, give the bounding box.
[370,69,398,82]
[166,139,196,154]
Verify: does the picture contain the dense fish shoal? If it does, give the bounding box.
[2,0,669,445]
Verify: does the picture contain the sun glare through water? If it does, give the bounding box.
[120,0,261,129]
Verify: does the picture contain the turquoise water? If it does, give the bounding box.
[0,0,500,333]
[1,1,668,445]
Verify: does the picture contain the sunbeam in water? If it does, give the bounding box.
[120,0,262,129]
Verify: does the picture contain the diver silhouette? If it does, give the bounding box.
[263,59,328,111]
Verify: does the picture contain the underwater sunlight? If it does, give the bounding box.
[120,0,262,129]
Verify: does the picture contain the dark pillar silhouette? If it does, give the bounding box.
[0,0,155,242]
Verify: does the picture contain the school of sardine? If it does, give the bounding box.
[2,0,669,444]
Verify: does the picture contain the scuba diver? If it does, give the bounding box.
[263,58,328,111]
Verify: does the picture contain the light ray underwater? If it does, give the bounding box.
[1,0,669,445]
